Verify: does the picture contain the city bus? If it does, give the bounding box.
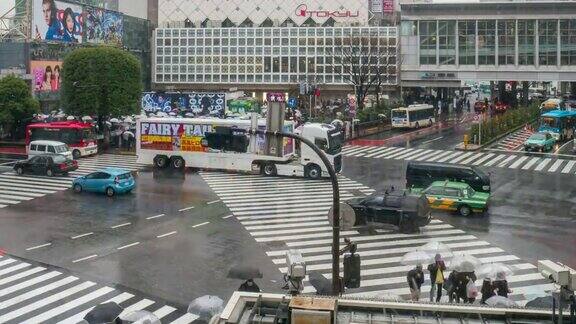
[26,121,98,159]
[539,110,576,142]
[391,104,436,129]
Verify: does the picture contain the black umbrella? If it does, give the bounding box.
[227,266,263,280]
[526,296,554,309]
[83,302,123,323]
[308,272,332,295]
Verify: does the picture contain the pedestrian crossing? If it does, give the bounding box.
[342,145,576,175]
[492,128,534,151]
[0,154,147,209]
[200,172,554,305]
[0,255,196,323]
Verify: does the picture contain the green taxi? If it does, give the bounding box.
[410,181,490,217]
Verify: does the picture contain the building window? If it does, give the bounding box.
[438,21,455,65]
[458,21,475,65]
[518,20,535,65]
[539,20,558,66]
[419,21,437,65]
[498,20,515,65]
[560,19,576,65]
[478,20,496,65]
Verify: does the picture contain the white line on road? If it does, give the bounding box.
[206,200,220,205]
[72,254,98,263]
[117,242,140,250]
[222,215,234,219]
[71,232,94,240]
[178,206,195,212]
[192,221,210,228]
[157,231,177,238]
[25,243,52,251]
[146,214,165,220]
[111,222,131,229]
[422,136,443,144]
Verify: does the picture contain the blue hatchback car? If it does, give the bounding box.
[72,168,136,197]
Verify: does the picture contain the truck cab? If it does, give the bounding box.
[297,123,343,177]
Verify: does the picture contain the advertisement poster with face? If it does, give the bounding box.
[33,0,83,43]
[85,7,123,45]
[31,60,63,92]
[141,92,189,113]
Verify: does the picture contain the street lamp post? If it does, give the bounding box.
[246,129,341,295]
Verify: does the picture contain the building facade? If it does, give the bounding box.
[399,0,576,88]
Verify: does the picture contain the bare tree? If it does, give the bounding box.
[327,36,394,111]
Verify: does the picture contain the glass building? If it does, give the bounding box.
[153,27,398,88]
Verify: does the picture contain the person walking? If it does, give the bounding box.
[480,278,495,304]
[407,264,425,301]
[455,271,477,304]
[445,270,458,303]
[238,279,261,293]
[493,271,512,298]
[466,99,471,113]
[427,254,446,302]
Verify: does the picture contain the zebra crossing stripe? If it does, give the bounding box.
[424,150,453,162]
[405,150,434,161]
[497,155,516,167]
[460,153,484,164]
[374,147,404,158]
[522,157,541,170]
[118,298,156,318]
[561,160,576,173]
[447,152,474,164]
[484,154,506,166]
[343,146,370,155]
[414,150,443,161]
[548,159,564,172]
[0,271,61,297]
[509,156,529,169]
[56,292,135,324]
[393,149,425,160]
[436,151,461,163]
[471,153,495,165]
[0,276,79,310]
[348,147,375,156]
[534,158,552,171]
[365,147,396,158]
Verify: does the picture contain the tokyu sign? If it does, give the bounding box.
[295,4,359,18]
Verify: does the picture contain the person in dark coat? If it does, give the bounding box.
[455,271,477,303]
[480,278,495,304]
[427,254,446,302]
[493,271,512,298]
[407,264,425,301]
[238,279,261,293]
[445,270,458,303]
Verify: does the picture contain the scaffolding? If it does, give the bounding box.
[0,0,31,41]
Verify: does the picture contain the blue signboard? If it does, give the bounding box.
[287,97,298,109]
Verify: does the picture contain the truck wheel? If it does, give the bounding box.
[262,163,277,176]
[153,155,169,168]
[307,164,322,179]
[170,156,185,170]
[72,149,81,159]
[458,204,472,217]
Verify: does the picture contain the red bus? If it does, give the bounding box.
[26,121,98,159]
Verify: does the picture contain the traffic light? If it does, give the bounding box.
[202,127,248,153]
[343,252,361,289]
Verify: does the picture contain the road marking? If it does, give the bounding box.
[422,136,443,144]
[561,160,576,173]
[192,221,210,228]
[71,232,94,239]
[170,313,200,324]
[471,153,494,166]
[146,214,165,220]
[157,231,177,238]
[509,155,529,169]
[178,206,195,212]
[117,242,140,250]
[206,199,220,205]
[111,222,131,229]
[72,254,98,263]
[534,158,552,171]
[0,271,60,297]
[483,154,506,166]
[222,214,234,219]
[548,159,564,172]
[555,139,573,154]
[521,157,541,170]
[25,243,52,251]
[497,155,516,167]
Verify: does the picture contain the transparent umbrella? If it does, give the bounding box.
[418,241,453,260]
[449,253,482,272]
[123,116,134,123]
[82,116,92,121]
[109,117,120,123]
[187,295,224,320]
[120,310,161,324]
[66,115,75,121]
[400,251,433,266]
[476,263,516,279]
[485,295,517,307]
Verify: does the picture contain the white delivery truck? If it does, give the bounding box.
[135,117,343,178]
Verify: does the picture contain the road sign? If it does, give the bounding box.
[287,97,298,109]
[328,203,356,230]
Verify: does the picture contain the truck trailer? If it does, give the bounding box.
[135,117,343,178]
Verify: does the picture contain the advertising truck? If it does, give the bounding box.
[135,117,343,179]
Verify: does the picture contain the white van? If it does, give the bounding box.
[28,140,73,160]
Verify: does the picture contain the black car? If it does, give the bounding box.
[14,154,78,177]
[346,189,431,233]
[406,162,491,193]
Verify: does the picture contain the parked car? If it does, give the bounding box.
[494,101,510,113]
[14,154,78,177]
[406,162,491,193]
[474,101,488,113]
[346,189,431,233]
[72,168,135,197]
[410,181,490,217]
[524,132,556,152]
[27,140,73,160]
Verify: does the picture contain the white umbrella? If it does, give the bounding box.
[66,116,75,121]
[185,112,194,117]
[82,116,92,121]
[485,295,517,307]
[449,253,482,272]
[400,251,433,266]
[476,263,516,279]
[120,310,161,324]
[187,295,224,320]
[122,131,135,140]
[109,118,120,123]
[418,241,453,260]
[156,112,168,117]
[123,116,133,123]
[168,112,176,116]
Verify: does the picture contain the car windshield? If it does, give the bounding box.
[392,110,407,119]
[55,145,69,153]
[52,155,66,163]
[531,133,546,140]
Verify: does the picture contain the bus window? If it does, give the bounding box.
[392,110,407,119]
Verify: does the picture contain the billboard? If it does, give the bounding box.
[141,92,227,117]
[33,0,84,43]
[85,7,123,45]
[383,0,395,13]
[31,60,62,92]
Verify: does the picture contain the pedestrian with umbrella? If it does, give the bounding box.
[227,265,263,293]
[308,272,332,295]
[83,302,123,323]
[188,295,224,321]
[427,254,447,302]
[406,264,425,301]
[480,277,495,304]
[493,271,512,298]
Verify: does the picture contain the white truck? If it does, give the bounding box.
[135,117,343,178]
